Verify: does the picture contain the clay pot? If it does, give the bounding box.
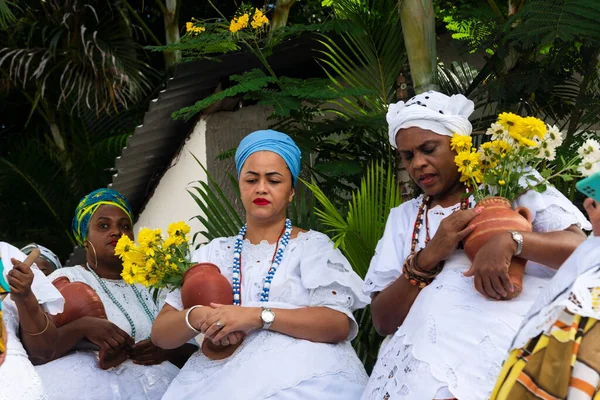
[51,277,131,369]
[51,277,107,327]
[181,263,240,360]
[463,196,532,300]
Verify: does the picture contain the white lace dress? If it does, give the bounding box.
[35,266,180,400]
[362,186,591,400]
[0,242,64,400]
[161,230,370,400]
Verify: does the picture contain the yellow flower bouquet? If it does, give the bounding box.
[115,221,193,289]
[453,113,600,299]
[452,112,600,203]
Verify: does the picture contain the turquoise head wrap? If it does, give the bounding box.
[235,130,302,185]
[71,189,133,246]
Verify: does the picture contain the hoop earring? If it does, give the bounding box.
[87,240,98,269]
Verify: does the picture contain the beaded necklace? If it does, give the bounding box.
[411,193,471,253]
[232,218,292,305]
[85,263,155,340]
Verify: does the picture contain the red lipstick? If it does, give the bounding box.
[253,198,270,206]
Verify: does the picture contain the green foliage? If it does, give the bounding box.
[187,154,244,245]
[303,160,401,278]
[0,105,142,259]
[435,0,502,53]
[303,160,401,372]
[317,0,405,115]
[0,0,154,115]
[506,0,600,46]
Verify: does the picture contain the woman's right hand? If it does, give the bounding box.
[81,317,132,352]
[421,207,483,269]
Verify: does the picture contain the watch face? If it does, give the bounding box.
[262,309,275,323]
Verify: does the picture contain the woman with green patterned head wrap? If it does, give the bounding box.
[32,188,196,400]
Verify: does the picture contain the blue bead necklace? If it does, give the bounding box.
[85,263,155,340]
[232,218,292,305]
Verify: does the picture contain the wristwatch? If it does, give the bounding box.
[260,308,275,330]
[508,230,523,257]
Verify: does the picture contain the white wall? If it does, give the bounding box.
[135,119,208,241]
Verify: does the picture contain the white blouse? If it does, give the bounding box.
[162,230,370,400]
[35,266,180,400]
[362,184,591,400]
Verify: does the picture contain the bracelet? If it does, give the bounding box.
[412,249,444,276]
[23,312,50,336]
[402,252,443,289]
[185,305,202,334]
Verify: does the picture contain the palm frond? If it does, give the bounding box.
[302,160,401,278]
[316,0,405,116]
[0,0,155,115]
[437,61,478,95]
[188,153,243,246]
[508,0,600,45]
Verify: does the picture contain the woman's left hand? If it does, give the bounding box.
[463,232,516,300]
[129,339,167,365]
[201,303,262,343]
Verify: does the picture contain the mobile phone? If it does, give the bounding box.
[576,172,600,203]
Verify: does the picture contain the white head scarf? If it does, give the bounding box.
[20,243,63,270]
[387,90,475,148]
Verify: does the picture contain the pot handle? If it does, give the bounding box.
[515,205,532,223]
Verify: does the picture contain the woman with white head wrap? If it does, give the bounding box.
[20,244,63,276]
[361,91,590,400]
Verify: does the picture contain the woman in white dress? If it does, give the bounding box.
[0,241,64,400]
[361,91,591,400]
[30,189,196,400]
[152,129,370,400]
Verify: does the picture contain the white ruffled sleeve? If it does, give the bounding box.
[515,170,591,232]
[1,242,64,315]
[363,204,411,297]
[164,243,212,311]
[299,232,370,340]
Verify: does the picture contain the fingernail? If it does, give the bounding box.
[475,207,484,214]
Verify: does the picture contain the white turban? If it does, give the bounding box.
[21,243,63,270]
[387,91,475,148]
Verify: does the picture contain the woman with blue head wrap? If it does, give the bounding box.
[32,188,196,400]
[154,130,370,400]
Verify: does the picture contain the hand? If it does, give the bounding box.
[422,208,483,269]
[218,331,246,347]
[129,339,167,365]
[584,198,600,236]
[82,317,133,352]
[463,232,515,299]
[200,303,262,344]
[7,258,35,300]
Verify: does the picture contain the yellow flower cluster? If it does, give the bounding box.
[115,221,193,288]
[186,22,206,35]
[251,9,269,29]
[454,150,483,185]
[229,9,269,33]
[230,13,250,33]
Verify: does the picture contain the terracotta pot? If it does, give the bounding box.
[181,263,240,360]
[51,277,107,327]
[463,196,532,300]
[51,276,131,369]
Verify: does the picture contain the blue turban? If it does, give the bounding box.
[72,188,134,246]
[235,130,302,185]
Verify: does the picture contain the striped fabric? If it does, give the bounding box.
[492,309,600,400]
